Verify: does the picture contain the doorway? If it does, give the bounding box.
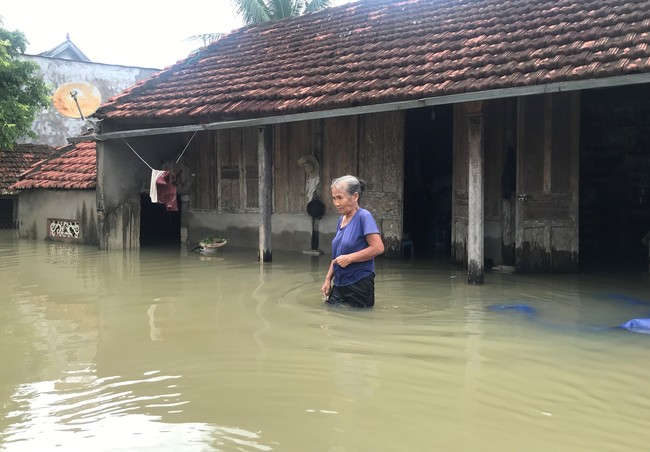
[580,84,650,271]
[140,193,181,246]
[403,105,454,258]
[0,197,15,229]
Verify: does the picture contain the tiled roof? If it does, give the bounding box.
[98,0,650,123]
[39,35,91,62]
[10,141,96,190]
[0,145,55,195]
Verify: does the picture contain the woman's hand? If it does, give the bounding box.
[333,254,353,268]
[321,279,331,298]
[333,235,384,268]
[322,261,335,301]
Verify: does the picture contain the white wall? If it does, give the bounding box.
[17,190,98,245]
[19,55,159,147]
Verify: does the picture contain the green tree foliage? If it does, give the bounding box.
[0,19,50,150]
[188,0,332,50]
[233,0,333,24]
[187,33,226,47]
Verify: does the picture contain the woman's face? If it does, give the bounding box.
[331,186,358,215]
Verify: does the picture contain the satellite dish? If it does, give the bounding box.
[52,81,101,120]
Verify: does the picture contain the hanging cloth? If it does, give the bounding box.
[149,169,166,203]
[156,171,179,211]
[124,132,197,211]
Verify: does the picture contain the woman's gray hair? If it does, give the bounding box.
[331,175,366,200]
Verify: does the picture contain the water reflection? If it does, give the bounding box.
[1,230,650,451]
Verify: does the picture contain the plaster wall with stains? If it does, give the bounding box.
[18,55,159,147]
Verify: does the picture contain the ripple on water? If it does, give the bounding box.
[2,235,650,451]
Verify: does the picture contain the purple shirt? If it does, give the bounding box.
[332,208,380,286]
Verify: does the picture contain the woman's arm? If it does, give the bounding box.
[333,233,384,268]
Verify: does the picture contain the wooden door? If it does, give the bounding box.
[515,92,580,272]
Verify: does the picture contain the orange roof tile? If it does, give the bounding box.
[0,145,56,194]
[97,0,650,123]
[10,141,96,190]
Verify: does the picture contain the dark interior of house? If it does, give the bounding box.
[580,84,650,271]
[0,198,14,229]
[404,105,454,259]
[140,193,181,246]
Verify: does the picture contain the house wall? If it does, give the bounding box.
[20,56,159,147]
[275,121,319,212]
[358,112,405,257]
[16,190,98,245]
[97,133,192,249]
[99,90,579,274]
[179,112,405,255]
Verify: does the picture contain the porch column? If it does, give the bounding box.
[96,140,107,250]
[467,102,485,284]
[258,125,273,262]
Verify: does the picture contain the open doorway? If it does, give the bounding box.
[140,193,181,247]
[403,105,454,258]
[0,197,16,229]
[580,84,650,271]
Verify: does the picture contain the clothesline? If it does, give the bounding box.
[119,131,198,212]
[122,131,198,170]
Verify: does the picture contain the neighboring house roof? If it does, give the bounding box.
[97,0,650,124]
[0,145,56,195]
[10,142,96,190]
[39,34,91,62]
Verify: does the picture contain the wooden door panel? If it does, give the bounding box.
[516,92,579,272]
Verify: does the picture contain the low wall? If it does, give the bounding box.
[17,190,98,245]
[184,210,339,254]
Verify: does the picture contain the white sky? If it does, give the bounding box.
[2,0,352,69]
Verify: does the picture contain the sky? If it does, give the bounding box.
[2,0,352,69]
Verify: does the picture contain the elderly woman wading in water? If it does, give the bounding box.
[321,175,385,307]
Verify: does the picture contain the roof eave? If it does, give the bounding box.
[68,72,650,143]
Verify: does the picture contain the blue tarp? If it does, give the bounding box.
[488,301,650,335]
[620,319,650,334]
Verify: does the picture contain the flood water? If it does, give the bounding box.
[1,230,650,451]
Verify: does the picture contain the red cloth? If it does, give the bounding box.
[155,171,178,211]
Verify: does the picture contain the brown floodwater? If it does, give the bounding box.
[1,230,650,451]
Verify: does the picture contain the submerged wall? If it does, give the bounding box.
[16,190,98,245]
[184,210,338,253]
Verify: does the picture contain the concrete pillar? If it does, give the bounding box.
[258,126,273,262]
[467,103,485,284]
[95,140,107,250]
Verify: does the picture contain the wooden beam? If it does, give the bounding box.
[258,126,273,262]
[465,101,485,115]
[467,111,485,284]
